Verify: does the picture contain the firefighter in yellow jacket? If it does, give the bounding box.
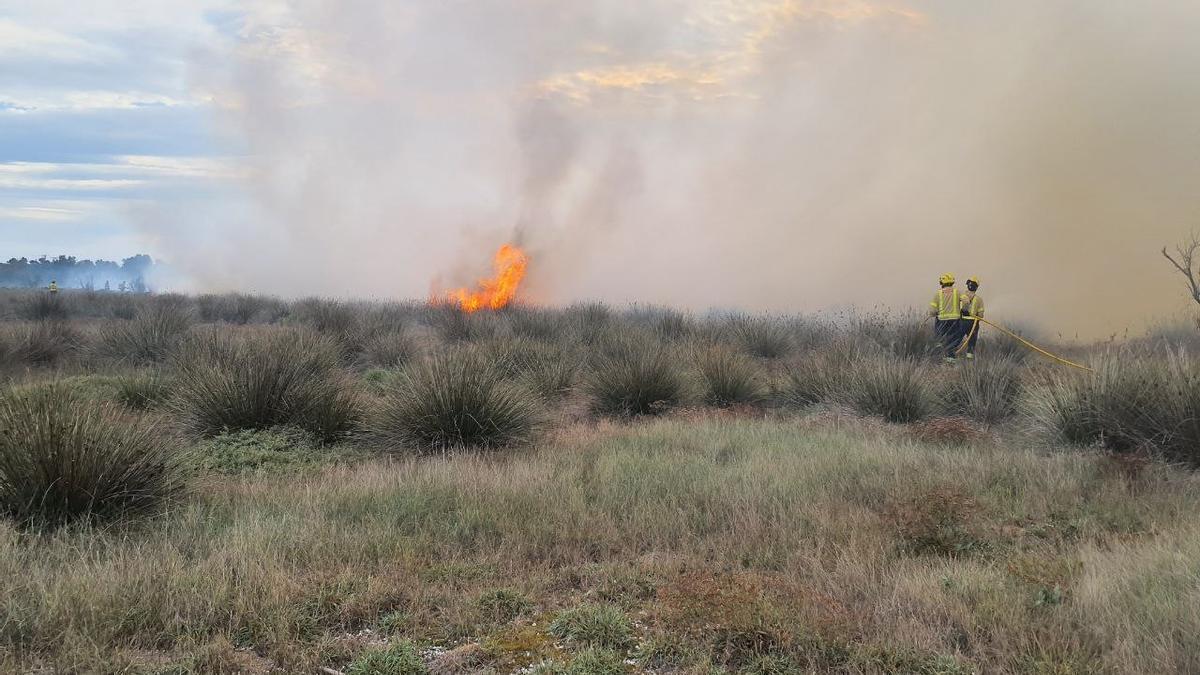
[959,276,985,359]
[929,273,962,362]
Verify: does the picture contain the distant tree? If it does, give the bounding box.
[1162,233,1200,307]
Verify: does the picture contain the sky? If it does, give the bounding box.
[3,1,1200,337]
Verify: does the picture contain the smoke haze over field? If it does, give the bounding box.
[160,0,1200,338]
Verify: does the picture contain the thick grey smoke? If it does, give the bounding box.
[171,0,1200,338]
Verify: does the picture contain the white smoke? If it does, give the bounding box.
[161,0,1200,338]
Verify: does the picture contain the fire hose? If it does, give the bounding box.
[955,317,1095,373]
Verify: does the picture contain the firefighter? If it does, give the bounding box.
[929,273,962,362]
[48,280,59,295]
[959,276,984,359]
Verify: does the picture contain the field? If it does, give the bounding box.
[1,289,1199,674]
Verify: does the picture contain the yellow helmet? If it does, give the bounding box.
[939,273,955,285]
[967,276,980,285]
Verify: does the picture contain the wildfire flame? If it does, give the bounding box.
[443,244,529,313]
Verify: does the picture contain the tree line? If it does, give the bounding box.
[0,255,159,292]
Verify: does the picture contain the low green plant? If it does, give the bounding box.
[548,604,633,650]
[566,648,625,675]
[347,640,428,675]
[477,588,534,622]
[0,385,185,528]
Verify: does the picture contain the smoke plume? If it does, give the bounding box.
[166,0,1200,338]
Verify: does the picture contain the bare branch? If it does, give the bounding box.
[1162,234,1200,306]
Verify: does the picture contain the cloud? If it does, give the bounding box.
[0,18,116,63]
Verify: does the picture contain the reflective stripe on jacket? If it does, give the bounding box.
[930,288,961,320]
[961,291,984,318]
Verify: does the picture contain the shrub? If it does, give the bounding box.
[292,297,360,336]
[586,341,688,417]
[93,302,192,364]
[366,351,541,451]
[940,356,1023,424]
[17,292,70,321]
[347,640,428,675]
[549,604,633,650]
[696,346,767,407]
[565,302,611,342]
[0,385,185,528]
[197,292,270,324]
[5,320,86,367]
[780,354,844,407]
[842,357,934,423]
[114,370,173,410]
[361,330,418,369]
[857,313,940,359]
[733,316,792,359]
[170,328,360,441]
[1027,352,1200,464]
[507,306,566,341]
[426,305,501,343]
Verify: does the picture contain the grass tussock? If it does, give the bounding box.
[366,350,542,451]
[1027,351,1200,465]
[93,301,192,364]
[586,340,689,417]
[1,320,86,368]
[940,356,1024,424]
[695,346,767,407]
[170,328,360,441]
[842,357,935,423]
[114,370,173,410]
[732,316,793,359]
[0,385,185,528]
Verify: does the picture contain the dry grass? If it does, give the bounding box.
[1,417,1198,672]
[1,291,1199,673]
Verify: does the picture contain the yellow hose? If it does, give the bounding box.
[956,316,1094,372]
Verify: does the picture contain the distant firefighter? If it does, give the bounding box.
[48,280,59,295]
[959,276,985,359]
[929,273,963,363]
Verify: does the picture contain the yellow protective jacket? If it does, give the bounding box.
[47,282,59,294]
[930,288,961,320]
[961,291,984,318]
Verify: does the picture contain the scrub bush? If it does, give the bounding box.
[93,302,192,364]
[114,370,173,410]
[2,320,87,368]
[940,356,1023,424]
[843,357,934,423]
[366,351,541,451]
[695,346,767,407]
[17,292,70,321]
[361,329,418,369]
[586,340,688,417]
[732,316,793,359]
[1027,352,1200,464]
[0,385,185,528]
[171,328,360,441]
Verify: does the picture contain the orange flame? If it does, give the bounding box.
[443,244,529,313]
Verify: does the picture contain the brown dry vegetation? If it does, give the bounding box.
[1,289,1199,674]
